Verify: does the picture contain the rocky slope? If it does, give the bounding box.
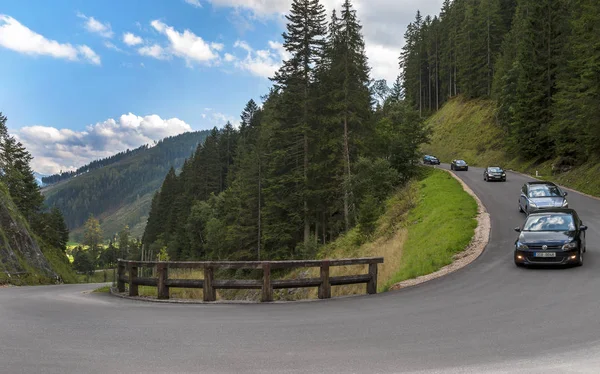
[0,183,59,284]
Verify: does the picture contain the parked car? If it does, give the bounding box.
[518,181,568,214]
[514,208,586,267]
[450,159,468,171]
[423,155,440,165]
[483,166,506,182]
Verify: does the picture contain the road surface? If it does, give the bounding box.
[2,165,600,373]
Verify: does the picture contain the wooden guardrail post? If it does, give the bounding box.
[203,265,216,302]
[129,263,138,297]
[318,260,331,299]
[117,260,125,292]
[367,262,378,294]
[262,262,273,302]
[157,262,169,300]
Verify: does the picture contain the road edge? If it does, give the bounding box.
[388,167,490,291]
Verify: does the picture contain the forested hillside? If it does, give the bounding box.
[42,130,210,241]
[0,113,75,285]
[401,0,600,168]
[141,0,428,262]
[42,144,152,185]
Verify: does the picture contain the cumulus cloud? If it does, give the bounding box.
[206,0,444,82]
[76,12,114,38]
[145,20,221,66]
[14,114,193,175]
[138,44,169,59]
[184,0,203,7]
[231,39,288,78]
[0,15,101,65]
[123,32,143,46]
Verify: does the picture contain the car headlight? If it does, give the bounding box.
[529,202,537,207]
[562,242,578,250]
[562,200,568,207]
[502,173,506,176]
[516,242,528,250]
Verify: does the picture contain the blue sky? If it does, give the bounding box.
[0,0,443,174]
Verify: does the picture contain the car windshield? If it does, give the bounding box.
[523,213,575,232]
[528,185,562,198]
[456,160,466,165]
[488,167,502,172]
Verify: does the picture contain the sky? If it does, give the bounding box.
[0,0,443,175]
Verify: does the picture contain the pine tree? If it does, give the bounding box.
[327,0,371,231]
[270,0,327,246]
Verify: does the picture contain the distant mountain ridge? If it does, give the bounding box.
[42,143,152,186]
[41,130,211,241]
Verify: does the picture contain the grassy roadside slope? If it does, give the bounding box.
[423,96,600,197]
[219,167,478,301]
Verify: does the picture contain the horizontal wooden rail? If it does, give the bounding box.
[116,257,383,302]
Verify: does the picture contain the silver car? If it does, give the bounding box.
[519,181,568,214]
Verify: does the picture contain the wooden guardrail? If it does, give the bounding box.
[116,257,384,302]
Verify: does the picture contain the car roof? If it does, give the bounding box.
[528,208,575,215]
[487,166,502,168]
[526,181,557,186]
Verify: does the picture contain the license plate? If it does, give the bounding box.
[534,252,556,257]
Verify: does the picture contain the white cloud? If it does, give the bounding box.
[76,12,113,38]
[77,45,101,65]
[231,39,287,78]
[0,15,101,65]
[147,20,221,65]
[15,114,193,175]
[138,44,169,60]
[205,0,444,82]
[123,32,143,46]
[104,41,123,52]
[184,0,203,8]
[224,53,236,62]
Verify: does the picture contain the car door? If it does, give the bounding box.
[519,184,528,211]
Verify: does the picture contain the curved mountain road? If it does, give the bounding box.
[2,165,600,373]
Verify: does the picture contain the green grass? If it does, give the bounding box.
[93,285,111,293]
[423,96,600,197]
[384,168,478,289]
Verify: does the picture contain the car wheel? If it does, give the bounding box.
[465,167,468,171]
[518,203,523,213]
[577,250,583,266]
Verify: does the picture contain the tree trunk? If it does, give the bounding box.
[257,156,261,261]
[343,114,350,231]
[304,78,310,244]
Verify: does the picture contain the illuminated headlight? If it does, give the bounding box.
[529,202,537,207]
[562,200,569,207]
[516,242,529,250]
[562,242,578,250]
[502,173,506,176]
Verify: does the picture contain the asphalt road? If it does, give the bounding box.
[3,165,600,374]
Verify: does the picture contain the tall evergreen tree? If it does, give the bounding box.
[270,0,327,246]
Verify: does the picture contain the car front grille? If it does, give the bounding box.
[527,244,562,251]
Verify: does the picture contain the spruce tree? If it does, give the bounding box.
[269,0,327,246]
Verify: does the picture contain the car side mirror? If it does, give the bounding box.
[514,227,521,232]
[563,191,568,196]
[580,225,587,231]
